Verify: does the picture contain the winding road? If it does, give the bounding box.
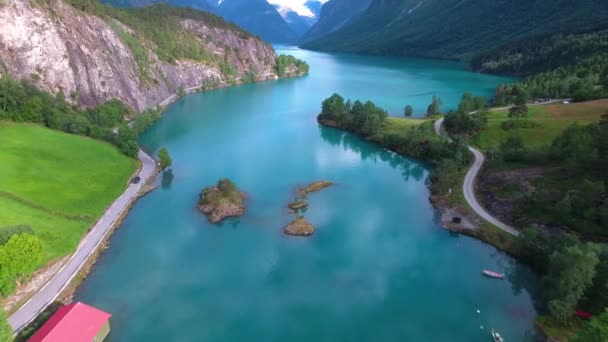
[8,150,157,333]
[434,117,520,236]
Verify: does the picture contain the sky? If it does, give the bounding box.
[267,0,329,17]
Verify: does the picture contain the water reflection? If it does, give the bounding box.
[319,124,426,182]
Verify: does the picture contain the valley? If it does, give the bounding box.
[0,0,607,341]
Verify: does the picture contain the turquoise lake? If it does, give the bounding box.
[76,47,541,341]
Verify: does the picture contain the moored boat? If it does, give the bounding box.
[491,329,504,342]
[482,270,505,279]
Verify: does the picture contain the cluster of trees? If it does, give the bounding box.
[0,226,43,296]
[0,75,161,158]
[472,29,608,77]
[318,94,471,196]
[318,93,388,137]
[275,55,310,77]
[443,92,488,136]
[517,229,608,329]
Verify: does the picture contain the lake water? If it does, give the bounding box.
[76,47,540,341]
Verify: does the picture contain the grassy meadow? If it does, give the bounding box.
[474,99,607,150]
[0,122,137,263]
[381,117,432,138]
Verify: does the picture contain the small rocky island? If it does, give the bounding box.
[198,179,245,223]
[287,181,333,213]
[283,217,315,236]
[284,180,333,237]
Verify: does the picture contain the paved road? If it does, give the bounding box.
[9,150,157,332]
[434,117,519,236]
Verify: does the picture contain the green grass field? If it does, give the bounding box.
[475,100,607,151]
[0,122,137,262]
[381,117,430,137]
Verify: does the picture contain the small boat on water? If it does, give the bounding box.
[491,329,504,342]
[482,270,505,279]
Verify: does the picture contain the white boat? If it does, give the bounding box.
[482,270,505,279]
[491,329,504,342]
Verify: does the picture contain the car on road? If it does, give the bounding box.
[130,176,141,184]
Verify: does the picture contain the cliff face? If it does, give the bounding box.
[0,0,280,112]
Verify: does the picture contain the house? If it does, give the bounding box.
[29,302,111,342]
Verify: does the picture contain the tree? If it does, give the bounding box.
[571,309,608,342]
[404,105,413,117]
[0,233,43,296]
[0,225,34,245]
[457,92,486,114]
[508,104,529,120]
[157,147,172,171]
[544,244,599,322]
[0,309,12,342]
[426,95,442,117]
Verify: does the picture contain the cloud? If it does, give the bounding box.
[267,0,328,17]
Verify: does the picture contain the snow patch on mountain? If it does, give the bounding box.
[268,0,325,18]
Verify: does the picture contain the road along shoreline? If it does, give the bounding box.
[434,117,519,236]
[8,150,157,333]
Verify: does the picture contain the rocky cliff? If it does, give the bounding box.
[0,0,289,112]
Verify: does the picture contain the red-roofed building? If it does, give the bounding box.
[29,302,112,342]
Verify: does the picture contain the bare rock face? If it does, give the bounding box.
[0,0,279,112]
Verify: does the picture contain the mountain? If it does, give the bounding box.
[281,10,317,37]
[216,0,297,44]
[103,0,213,11]
[304,0,322,17]
[271,1,320,38]
[0,0,302,111]
[300,0,372,44]
[301,0,608,60]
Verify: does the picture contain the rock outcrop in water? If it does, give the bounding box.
[0,0,305,112]
[297,180,333,196]
[287,180,333,213]
[198,179,245,223]
[284,180,333,237]
[283,217,315,236]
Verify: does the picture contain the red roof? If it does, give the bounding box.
[29,302,111,342]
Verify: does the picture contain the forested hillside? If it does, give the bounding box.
[472,29,608,76]
[301,0,608,60]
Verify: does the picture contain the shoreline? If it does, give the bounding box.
[9,69,309,336]
[317,116,520,256]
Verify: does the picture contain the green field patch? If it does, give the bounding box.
[475,101,606,150]
[0,122,137,263]
[382,117,427,136]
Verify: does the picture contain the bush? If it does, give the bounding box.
[500,135,527,162]
[0,233,43,296]
[0,225,34,245]
[444,111,487,136]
